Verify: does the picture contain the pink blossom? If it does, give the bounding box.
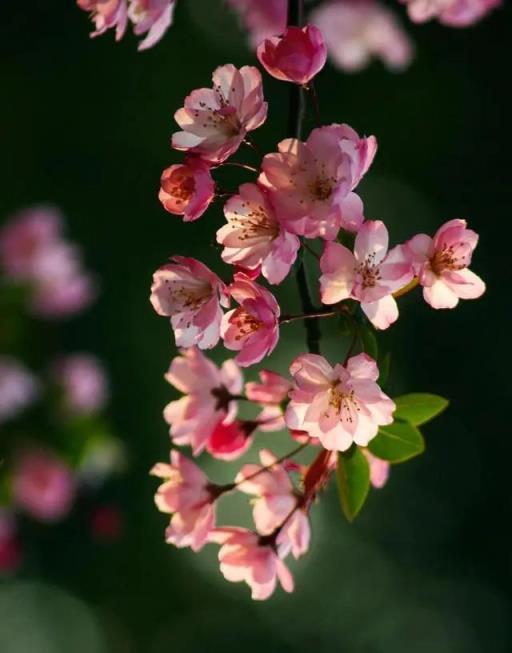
[245,369,291,405]
[221,273,280,367]
[151,450,215,551]
[236,449,310,558]
[77,0,128,41]
[208,527,294,600]
[0,206,61,280]
[206,419,256,460]
[52,354,108,415]
[12,449,75,522]
[320,220,413,329]
[226,0,287,48]
[0,358,39,423]
[257,25,327,85]
[403,0,500,26]
[217,183,300,284]
[159,157,215,222]
[363,450,390,488]
[163,347,242,455]
[405,219,485,309]
[311,0,413,73]
[128,0,175,50]
[0,510,22,574]
[259,124,376,239]
[172,64,267,164]
[285,353,395,451]
[150,256,228,349]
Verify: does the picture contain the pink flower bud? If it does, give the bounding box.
[159,157,215,222]
[257,25,327,85]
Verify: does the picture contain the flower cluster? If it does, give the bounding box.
[0,206,124,575]
[149,22,484,599]
[78,0,501,62]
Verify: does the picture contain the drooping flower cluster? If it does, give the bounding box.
[149,21,485,599]
[0,206,124,575]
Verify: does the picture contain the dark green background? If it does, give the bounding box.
[0,1,510,651]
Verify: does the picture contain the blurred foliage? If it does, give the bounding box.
[0,0,511,651]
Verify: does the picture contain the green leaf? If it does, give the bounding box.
[336,446,370,522]
[368,421,425,463]
[359,325,378,360]
[393,393,449,426]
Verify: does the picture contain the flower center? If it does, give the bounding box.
[309,177,333,201]
[329,384,359,423]
[356,253,381,289]
[430,244,466,276]
[231,204,279,241]
[164,168,195,205]
[232,310,262,340]
[164,279,212,310]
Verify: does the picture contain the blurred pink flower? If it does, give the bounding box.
[151,450,215,551]
[259,124,376,239]
[217,183,300,284]
[172,64,267,163]
[226,0,287,48]
[128,0,175,51]
[0,358,39,424]
[0,510,22,574]
[245,369,291,404]
[77,0,128,41]
[405,219,485,309]
[12,449,75,522]
[363,450,390,488]
[236,449,310,558]
[163,347,242,455]
[285,353,395,451]
[403,0,500,26]
[150,256,228,349]
[320,220,413,329]
[311,0,413,73]
[209,527,294,600]
[52,354,108,415]
[159,157,215,222]
[221,273,280,367]
[257,25,327,85]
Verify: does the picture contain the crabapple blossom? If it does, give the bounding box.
[226,0,287,48]
[159,157,215,222]
[405,219,485,309]
[127,0,176,51]
[163,347,242,455]
[208,527,294,600]
[0,358,39,424]
[51,354,108,415]
[206,419,257,460]
[311,0,413,73]
[245,369,291,405]
[259,124,376,239]
[320,220,413,329]
[172,64,267,164]
[236,449,310,558]
[11,449,75,522]
[77,0,128,42]
[217,183,300,284]
[221,273,280,367]
[363,450,390,488]
[285,353,395,451]
[257,25,327,85]
[402,0,501,26]
[150,256,228,349]
[151,450,216,551]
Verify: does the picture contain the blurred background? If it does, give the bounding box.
[0,1,511,651]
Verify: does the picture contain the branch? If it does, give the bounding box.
[287,0,321,354]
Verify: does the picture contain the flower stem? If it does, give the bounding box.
[287,0,321,355]
[220,161,258,173]
[280,309,337,324]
